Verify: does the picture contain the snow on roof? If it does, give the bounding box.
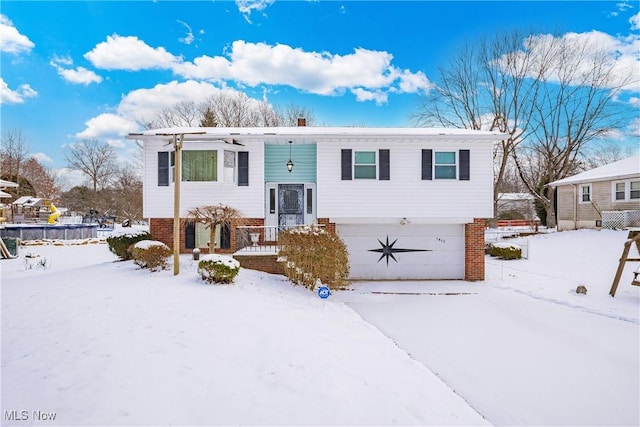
[12,196,43,206]
[548,155,640,187]
[498,193,534,201]
[127,126,506,142]
[0,179,19,188]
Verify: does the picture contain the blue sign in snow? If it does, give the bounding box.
[317,286,331,299]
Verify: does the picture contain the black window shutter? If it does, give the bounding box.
[379,149,390,180]
[158,152,169,186]
[421,149,433,180]
[185,222,195,249]
[341,149,352,180]
[238,151,249,186]
[220,223,231,249]
[459,149,470,180]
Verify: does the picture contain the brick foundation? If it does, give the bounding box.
[465,218,486,281]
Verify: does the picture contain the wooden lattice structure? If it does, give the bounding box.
[610,230,640,297]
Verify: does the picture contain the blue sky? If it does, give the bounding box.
[1,1,639,182]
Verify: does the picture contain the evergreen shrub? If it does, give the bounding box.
[488,242,522,260]
[197,254,240,284]
[132,240,172,271]
[278,225,350,290]
[106,229,151,260]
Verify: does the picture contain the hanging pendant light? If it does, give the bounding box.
[286,140,294,172]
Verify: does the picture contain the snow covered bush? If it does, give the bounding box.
[278,225,350,290]
[106,229,151,260]
[197,254,240,284]
[131,240,172,271]
[488,242,522,260]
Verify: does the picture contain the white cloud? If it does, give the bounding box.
[235,0,274,23]
[0,14,34,54]
[513,31,640,92]
[54,168,89,189]
[51,57,103,85]
[0,78,37,104]
[84,34,180,71]
[117,80,225,123]
[630,12,640,30]
[177,20,194,45]
[75,113,139,139]
[351,88,388,105]
[174,41,433,101]
[31,152,53,164]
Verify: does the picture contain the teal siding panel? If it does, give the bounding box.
[265,143,317,182]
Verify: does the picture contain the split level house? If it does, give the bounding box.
[128,126,505,281]
[549,154,640,231]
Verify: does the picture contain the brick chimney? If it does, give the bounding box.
[297,117,306,127]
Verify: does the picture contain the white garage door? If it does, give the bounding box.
[337,224,465,280]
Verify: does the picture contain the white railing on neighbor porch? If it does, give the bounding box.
[234,224,325,254]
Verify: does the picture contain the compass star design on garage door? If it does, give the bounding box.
[368,236,431,265]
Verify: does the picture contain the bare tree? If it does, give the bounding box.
[513,35,634,226]
[412,31,552,220]
[21,158,59,200]
[280,104,317,126]
[65,139,118,192]
[413,30,634,226]
[111,166,143,223]
[0,129,30,182]
[183,204,245,253]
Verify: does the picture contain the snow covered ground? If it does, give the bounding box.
[1,228,638,426]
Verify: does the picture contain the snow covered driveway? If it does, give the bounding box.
[337,229,640,426]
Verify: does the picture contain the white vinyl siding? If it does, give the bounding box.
[143,140,264,219]
[318,139,493,220]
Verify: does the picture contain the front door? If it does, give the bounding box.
[278,184,304,228]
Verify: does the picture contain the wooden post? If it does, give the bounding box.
[610,241,632,297]
[173,134,184,276]
[610,231,640,297]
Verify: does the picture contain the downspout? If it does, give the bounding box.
[572,184,578,230]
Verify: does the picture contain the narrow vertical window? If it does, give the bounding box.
[223,150,236,183]
[269,188,276,214]
[306,188,313,214]
[158,152,169,186]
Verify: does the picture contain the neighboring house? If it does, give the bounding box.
[548,155,640,231]
[128,126,504,281]
[496,193,536,219]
